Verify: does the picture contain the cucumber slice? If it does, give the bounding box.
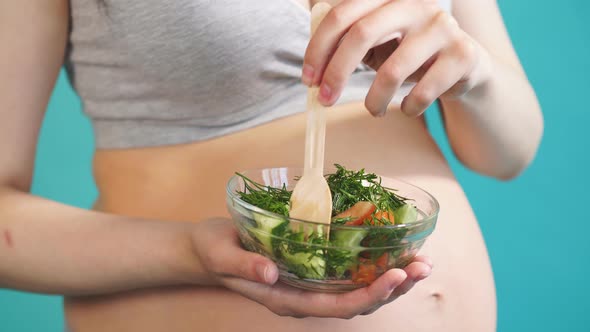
[328,228,368,278]
[394,204,419,224]
[331,228,368,249]
[276,228,327,279]
[251,213,288,255]
[250,213,326,279]
[281,250,326,279]
[255,214,287,231]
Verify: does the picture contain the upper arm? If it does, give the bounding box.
[0,0,69,191]
[452,0,526,75]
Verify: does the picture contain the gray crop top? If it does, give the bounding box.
[65,0,451,149]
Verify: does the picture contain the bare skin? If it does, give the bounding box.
[62,104,497,332]
[0,0,542,331]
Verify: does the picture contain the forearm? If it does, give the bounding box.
[0,187,206,296]
[439,56,543,180]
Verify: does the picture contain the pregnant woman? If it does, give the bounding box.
[0,0,542,331]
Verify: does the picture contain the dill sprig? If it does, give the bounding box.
[325,164,408,216]
[235,173,292,217]
[331,216,354,225]
[362,227,408,260]
[282,230,327,255]
[236,165,408,220]
[369,215,394,226]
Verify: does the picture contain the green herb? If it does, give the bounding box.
[366,215,394,226]
[235,173,291,217]
[276,229,328,279]
[282,229,326,256]
[331,216,354,225]
[325,246,355,278]
[361,227,408,259]
[326,164,408,216]
[280,228,359,279]
[237,165,408,222]
[235,165,413,280]
[362,228,407,247]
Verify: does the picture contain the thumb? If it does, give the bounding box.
[213,237,279,285]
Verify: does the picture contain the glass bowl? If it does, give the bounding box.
[226,167,439,293]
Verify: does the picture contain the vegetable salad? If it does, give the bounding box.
[235,165,421,283]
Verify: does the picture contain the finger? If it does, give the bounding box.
[364,12,456,116]
[221,277,316,318]
[318,1,436,106]
[412,255,434,269]
[404,260,432,281]
[302,0,390,86]
[297,269,407,319]
[225,268,407,319]
[401,37,475,117]
[221,277,282,309]
[396,261,431,292]
[361,261,431,315]
[206,229,279,285]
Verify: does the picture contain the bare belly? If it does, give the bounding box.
[64,103,496,332]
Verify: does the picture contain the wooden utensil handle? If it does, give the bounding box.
[304,2,332,175]
[304,87,326,174]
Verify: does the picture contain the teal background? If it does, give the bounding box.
[1,1,589,331]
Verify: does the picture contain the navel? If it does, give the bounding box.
[3,229,13,248]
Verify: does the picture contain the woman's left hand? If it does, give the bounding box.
[302,0,492,117]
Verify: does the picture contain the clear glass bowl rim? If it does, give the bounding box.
[226,167,440,231]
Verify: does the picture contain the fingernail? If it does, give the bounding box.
[319,83,332,103]
[256,264,268,283]
[267,266,278,284]
[258,264,278,284]
[366,103,386,118]
[301,64,314,86]
[416,269,432,281]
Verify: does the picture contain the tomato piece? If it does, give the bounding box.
[350,253,389,284]
[375,252,389,269]
[351,261,377,284]
[334,201,376,226]
[373,210,395,225]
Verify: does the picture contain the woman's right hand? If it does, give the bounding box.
[191,218,433,319]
